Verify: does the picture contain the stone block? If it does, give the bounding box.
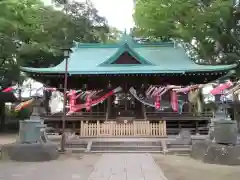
[203,143,240,165]
[213,121,238,145]
[209,120,238,145]
[1,143,59,162]
[190,140,211,160]
[169,129,192,145]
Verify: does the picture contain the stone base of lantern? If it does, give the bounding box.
[1,143,59,162]
[191,141,240,165]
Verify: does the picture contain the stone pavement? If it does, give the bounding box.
[88,154,168,180]
[0,154,98,180]
[0,153,167,180]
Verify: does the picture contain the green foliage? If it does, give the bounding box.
[0,0,119,88]
[6,106,32,120]
[106,27,124,43]
[133,0,239,64]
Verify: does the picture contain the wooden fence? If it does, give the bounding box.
[80,120,166,137]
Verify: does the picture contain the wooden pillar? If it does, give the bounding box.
[140,83,146,119]
[83,83,87,115]
[106,97,111,121]
[124,93,128,111]
[106,82,112,120]
[142,104,147,120]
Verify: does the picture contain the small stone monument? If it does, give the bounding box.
[1,98,59,162]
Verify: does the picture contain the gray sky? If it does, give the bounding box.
[42,0,134,31]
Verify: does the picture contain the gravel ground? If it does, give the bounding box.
[0,134,17,145]
[2,134,240,180]
[0,153,101,180]
[153,154,240,180]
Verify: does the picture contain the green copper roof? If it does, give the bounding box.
[21,35,237,74]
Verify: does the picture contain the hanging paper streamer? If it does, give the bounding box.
[171,91,178,112]
[173,87,191,93]
[145,85,155,96]
[68,90,77,112]
[67,86,122,115]
[2,85,18,92]
[210,80,233,95]
[44,87,57,91]
[173,84,199,93]
[225,83,240,96]
[15,99,34,111]
[129,87,155,107]
[49,91,63,114]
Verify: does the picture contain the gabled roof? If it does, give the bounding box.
[20,35,237,75]
[99,43,153,65]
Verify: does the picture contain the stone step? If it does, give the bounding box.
[167,147,191,155]
[65,143,87,148]
[91,146,162,150]
[92,144,161,147]
[90,140,163,152]
[90,150,164,153]
[65,148,86,153]
[92,141,161,146]
[167,144,192,148]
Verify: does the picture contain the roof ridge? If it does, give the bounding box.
[72,36,176,49]
[74,43,119,48]
[99,42,153,66]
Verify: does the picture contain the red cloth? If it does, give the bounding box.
[68,90,77,111]
[210,81,233,95]
[155,95,160,109]
[66,88,119,115]
[171,91,178,112]
[2,87,15,92]
[85,95,92,111]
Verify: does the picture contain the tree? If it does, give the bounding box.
[107,27,123,43]
[0,0,119,131]
[0,0,115,87]
[133,0,239,65]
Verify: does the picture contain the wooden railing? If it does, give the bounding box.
[42,112,106,121]
[146,112,213,120]
[42,111,213,121]
[80,120,166,137]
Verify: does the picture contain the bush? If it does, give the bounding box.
[6,106,32,120]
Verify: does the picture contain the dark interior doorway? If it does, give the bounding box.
[111,92,144,119]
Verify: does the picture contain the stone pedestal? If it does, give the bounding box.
[191,141,240,165]
[203,143,240,165]
[1,143,59,162]
[191,119,240,165]
[1,98,59,162]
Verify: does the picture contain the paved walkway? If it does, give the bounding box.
[0,153,167,180]
[88,154,167,180]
